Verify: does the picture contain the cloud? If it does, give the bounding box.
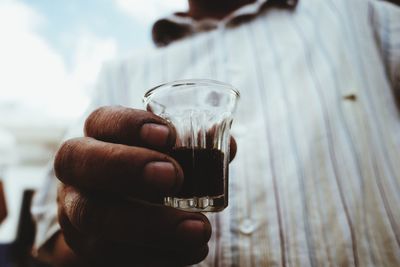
[0,1,118,120]
[0,0,43,31]
[68,31,118,99]
[115,0,187,24]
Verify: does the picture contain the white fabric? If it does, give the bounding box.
[32,0,400,266]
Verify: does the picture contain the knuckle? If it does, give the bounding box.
[70,196,89,231]
[58,187,103,240]
[56,183,67,206]
[65,191,96,234]
[85,106,140,140]
[69,194,109,237]
[85,105,166,146]
[54,138,82,182]
[84,106,110,136]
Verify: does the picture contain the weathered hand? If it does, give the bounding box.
[54,106,222,266]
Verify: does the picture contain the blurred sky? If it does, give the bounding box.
[0,0,187,122]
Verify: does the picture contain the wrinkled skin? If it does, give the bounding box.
[52,106,236,267]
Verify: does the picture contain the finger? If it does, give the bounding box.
[203,126,236,162]
[58,185,212,250]
[54,137,183,200]
[99,244,209,267]
[87,243,209,267]
[84,106,176,150]
[230,136,237,162]
[149,245,209,267]
[60,213,208,267]
[86,107,238,162]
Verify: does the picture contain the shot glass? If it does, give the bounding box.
[143,79,240,212]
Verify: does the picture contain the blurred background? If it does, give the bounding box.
[0,0,187,166]
[0,0,186,264]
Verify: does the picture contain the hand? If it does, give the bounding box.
[53,106,236,267]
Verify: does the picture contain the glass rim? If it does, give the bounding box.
[143,79,240,102]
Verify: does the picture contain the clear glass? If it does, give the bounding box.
[143,79,240,212]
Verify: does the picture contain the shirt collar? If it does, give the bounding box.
[152,0,298,47]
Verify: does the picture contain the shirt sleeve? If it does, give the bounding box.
[31,63,114,253]
[370,0,400,91]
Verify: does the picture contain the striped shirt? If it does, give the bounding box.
[32,0,400,266]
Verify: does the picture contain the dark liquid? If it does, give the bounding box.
[0,181,7,223]
[170,148,225,198]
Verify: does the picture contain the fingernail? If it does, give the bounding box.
[176,220,211,246]
[143,162,179,192]
[140,123,171,147]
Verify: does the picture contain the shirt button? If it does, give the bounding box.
[239,218,259,235]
